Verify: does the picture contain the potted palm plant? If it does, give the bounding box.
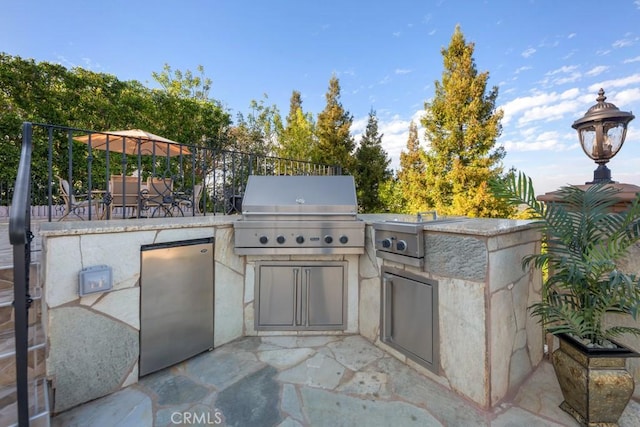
[490,172,640,426]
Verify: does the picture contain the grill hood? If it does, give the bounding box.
[241,175,358,219]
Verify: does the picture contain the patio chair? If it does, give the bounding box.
[178,183,203,215]
[57,176,104,221]
[143,177,180,217]
[109,175,142,218]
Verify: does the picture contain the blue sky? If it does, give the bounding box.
[3,0,640,195]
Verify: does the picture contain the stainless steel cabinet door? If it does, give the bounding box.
[381,268,439,373]
[305,266,345,327]
[255,261,347,331]
[257,265,298,327]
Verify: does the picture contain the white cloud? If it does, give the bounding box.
[502,130,567,152]
[587,73,640,92]
[546,65,579,75]
[585,66,609,77]
[612,87,640,107]
[514,66,532,74]
[552,73,582,85]
[542,65,581,86]
[392,31,401,37]
[623,56,640,63]
[568,33,577,39]
[500,88,580,126]
[521,48,536,58]
[395,68,413,75]
[351,116,368,134]
[518,99,581,125]
[613,37,634,48]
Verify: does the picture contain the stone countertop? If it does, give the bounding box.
[357,214,539,237]
[38,214,238,236]
[38,212,539,238]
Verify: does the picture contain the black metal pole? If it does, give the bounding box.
[13,241,30,426]
[10,122,33,426]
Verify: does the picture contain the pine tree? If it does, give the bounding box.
[314,75,355,173]
[277,90,315,169]
[421,25,513,218]
[397,121,429,214]
[353,110,391,212]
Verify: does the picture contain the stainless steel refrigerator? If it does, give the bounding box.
[139,237,214,376]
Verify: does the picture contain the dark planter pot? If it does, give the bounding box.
[552,333,639,427]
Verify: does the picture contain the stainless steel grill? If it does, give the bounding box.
[234,175,365,255]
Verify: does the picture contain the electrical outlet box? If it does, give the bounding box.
[78,265,113,296]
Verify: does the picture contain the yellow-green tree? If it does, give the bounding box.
[314,75,355,173]
[421,26,513,218]
[277,90,315,165]
[397,121,428,214]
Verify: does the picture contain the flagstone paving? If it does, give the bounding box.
[51,335,640,427]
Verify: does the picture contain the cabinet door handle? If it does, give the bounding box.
[382,275,393,338]
[294,268,300,326]
[304,268,310,326]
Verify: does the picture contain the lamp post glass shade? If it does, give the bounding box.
[572,89,635,184]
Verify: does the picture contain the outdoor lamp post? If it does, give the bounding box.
[572,88,635,184]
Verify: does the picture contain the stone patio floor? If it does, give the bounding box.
[50,335,640,427]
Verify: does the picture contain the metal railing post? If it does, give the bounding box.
[9,122,33,426]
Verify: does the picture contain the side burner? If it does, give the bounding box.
[373,216,466,267]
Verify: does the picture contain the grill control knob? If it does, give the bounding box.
[324,235,333,244]
[339,235,349,244]
[396,240,407,252]
[296,235,305,244]
[276,235,286,244]
[259,236,269,244]
[381,238,392,249]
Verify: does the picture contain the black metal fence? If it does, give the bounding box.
[2,123,340,221]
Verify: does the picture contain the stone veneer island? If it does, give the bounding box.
[39,214,542,412]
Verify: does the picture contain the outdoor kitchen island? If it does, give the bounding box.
[38,212,542,414]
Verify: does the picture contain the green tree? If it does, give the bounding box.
[397,121,428,214]
[0,54,231,196]
[314,75,355,172]
[421,25,512,218]
[378,174,404,213]
[353,110,391,212]
[231,95,281,156]
[276,90,316,166]
[152,63,212,101]
[150,63,231,151]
